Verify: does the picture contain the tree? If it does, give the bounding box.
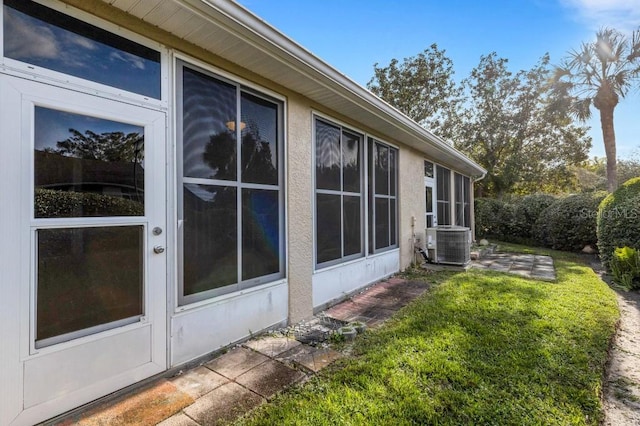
[453,53,591,197]
[45,128,143,163]
[552,27,640,192]
[367,43,462,138]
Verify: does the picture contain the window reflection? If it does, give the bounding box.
[36,226,143,346]
[315,120,341,190]
[182,67,237,180]
[343,196,361,256]
[34,107,144,218]
[3,0,161,99]
[375,144,389,195]
[241,93,278,185]
[183,184,238,295]
[242,189,279,280]
[316,194,342,264]
[342,131,360,193]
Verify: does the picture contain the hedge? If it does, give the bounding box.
[597,177,640,269]
[35,188,144,217]
[534,191,607,252]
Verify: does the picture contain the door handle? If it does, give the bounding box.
[153,245,165,254]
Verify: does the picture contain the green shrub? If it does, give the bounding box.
[475,198,515,240]
[35,188,144,217]
[511,194,556,241]
[597,177,640,269]
[610,246,640,289]
[534,191,607,251]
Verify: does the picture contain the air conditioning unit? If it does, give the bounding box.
[424,226,471,266]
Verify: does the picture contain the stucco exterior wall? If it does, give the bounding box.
[286,96,314,323]
[398,147,426,270]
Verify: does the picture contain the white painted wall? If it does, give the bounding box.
[170,281,288,366]
[313,250,399,310]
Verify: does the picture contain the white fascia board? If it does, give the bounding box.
[176,0,486,177]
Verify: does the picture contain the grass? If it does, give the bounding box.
[237,244,619,425]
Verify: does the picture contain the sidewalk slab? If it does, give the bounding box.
[182,382,263,425]
[170,366,228,399]
[235,359,305,399]
[205,347,269,380]
[157,413,199,426]
[244,336,301,357]
[53,381,194,426]
[277,345,343,373]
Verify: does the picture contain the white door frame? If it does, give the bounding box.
[0,74,168,425]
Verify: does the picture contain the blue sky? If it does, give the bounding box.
[238,0,640,160]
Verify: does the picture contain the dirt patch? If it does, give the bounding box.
[603,287,640,425]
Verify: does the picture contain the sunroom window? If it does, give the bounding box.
[177,61,284,304]
[369,138,398,253]
[455,173,471,227]
[436,165,451,226]
[3,0,161,99]
[315,118,363,267]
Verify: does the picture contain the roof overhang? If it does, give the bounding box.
[100,0,486,178]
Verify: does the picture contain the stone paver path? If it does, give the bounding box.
[470,252,556,281]
[50,277,427,426]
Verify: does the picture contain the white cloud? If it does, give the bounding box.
[109,51,146,70]
[562,0,640,31]
[4,8,59,60]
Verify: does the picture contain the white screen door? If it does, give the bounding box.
[2,75,167,422]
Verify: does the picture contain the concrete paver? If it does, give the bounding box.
[52,381,194,426]
[277,345,343,373]
[470,252,556,281]
[156,413,200,426]
[205,347,269,380]
[52,276,428,426]
[170,366,229,399]
[236,359,305,399]
[182,382,263,425]
[244,336,301,357]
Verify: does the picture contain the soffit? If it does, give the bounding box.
[103,0,486,177]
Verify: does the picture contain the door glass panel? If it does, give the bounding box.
[242,189,279,280]
[426,187,433,213]
[241,93,278,185]
[316,193,341,264]
[34,107,145,218]
[3,0,161,99]
[342,131,360,193]
[182,67,237,180]
[315,120,341,190]
[183,184,237,295]
[36,226,143,347]
[343,195,361,256]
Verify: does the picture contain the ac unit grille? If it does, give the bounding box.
[436,228,470,265]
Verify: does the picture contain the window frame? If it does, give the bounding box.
[436,165,452,226]
[454,172,471,228]
[424,160,436,228]
[0,0,168,108]
[313,115,365,270]
[176,59,286,306]
[369,137,398,254]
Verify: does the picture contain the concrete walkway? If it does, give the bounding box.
[470,252,556,281]
[49,277,427,426]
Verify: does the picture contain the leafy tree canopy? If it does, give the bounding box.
[367,43,462,138]
[453,53,591,197]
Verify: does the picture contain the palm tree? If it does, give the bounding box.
[553,27,640,192]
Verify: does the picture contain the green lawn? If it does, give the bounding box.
[238,245,619,425]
